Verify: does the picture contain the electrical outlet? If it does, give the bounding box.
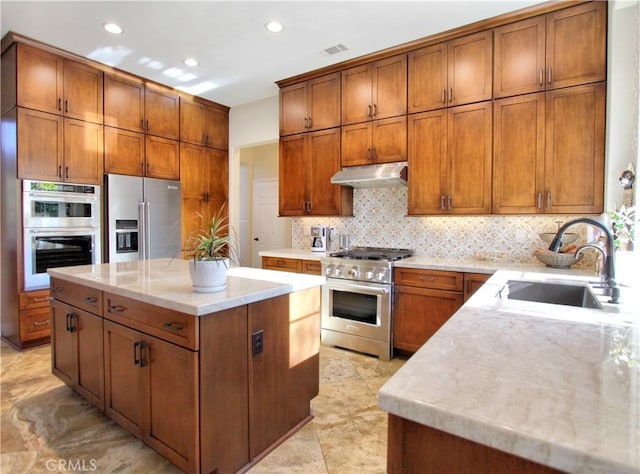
[252,329,264,356]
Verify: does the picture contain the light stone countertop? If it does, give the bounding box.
[259,248,327,260]
[48,258,325,316]
[379,269,640,474]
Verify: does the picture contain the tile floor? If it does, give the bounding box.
[0,340,405,473]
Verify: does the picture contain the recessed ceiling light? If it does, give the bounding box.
[265,20,284,33]
[102,22,123,35]
[183,58,199,67]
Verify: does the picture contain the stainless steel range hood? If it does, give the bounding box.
[330,161,408,188]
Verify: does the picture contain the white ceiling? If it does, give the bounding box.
[1,0,547,108]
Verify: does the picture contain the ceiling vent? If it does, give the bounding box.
[324,43,348,55]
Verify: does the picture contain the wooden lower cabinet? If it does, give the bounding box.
[394,269,491,354]
[103,319,198,472]
[51,299,104,410]
[387,414,562,474]
[262,256,322,275]
[51,278,320,474]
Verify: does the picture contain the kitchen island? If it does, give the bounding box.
[379,269,639,474]
[48,258,324,474]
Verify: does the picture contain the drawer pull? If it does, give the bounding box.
[32,296,49,303]
[84,296,98,303]
[418,276,435,281]
[33,320,50,327]
[52,286,63,294]
[277,260,285,266]
[163,322,184,331]
[107,304,126,313]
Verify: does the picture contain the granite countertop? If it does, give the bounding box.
[379,269,640,473]
[48,258,325,316]
[259,248,327,260]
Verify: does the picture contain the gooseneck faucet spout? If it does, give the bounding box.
[548,217,620,304]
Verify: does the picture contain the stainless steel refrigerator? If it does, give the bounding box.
[106,174,182,262]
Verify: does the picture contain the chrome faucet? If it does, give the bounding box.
[548,217,620,304]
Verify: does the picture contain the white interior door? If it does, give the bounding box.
[252,179,290,267]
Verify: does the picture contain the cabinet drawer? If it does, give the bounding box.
[20,307,51,341]
[301,260,322,275]
[19,289,51,309]
[262,256,303,273]
[104,293,197,350]
[50,278,103,315]
[394,268,463,291]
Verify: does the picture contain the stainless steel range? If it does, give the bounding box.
[321,247,414,361]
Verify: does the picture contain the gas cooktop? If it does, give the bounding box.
[329,246,414,261]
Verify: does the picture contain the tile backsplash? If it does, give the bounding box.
[292,187,601,265]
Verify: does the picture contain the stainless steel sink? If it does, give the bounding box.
[501,280,604,310]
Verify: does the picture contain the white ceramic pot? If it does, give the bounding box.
[188,258,229,292]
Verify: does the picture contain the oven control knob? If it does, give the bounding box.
[347,267,359,278]
[365,270,375,280]
[334,265,344,276]
[376,270,387,282]
[324,265,334,277]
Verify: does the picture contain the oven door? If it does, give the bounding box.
[321,278,392,341]
[23,191,100,228]
[23,228,100,291]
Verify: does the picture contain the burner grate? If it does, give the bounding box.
[329,246,414,261]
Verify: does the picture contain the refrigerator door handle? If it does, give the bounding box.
[144,202,151,260]
[138,201,147,260]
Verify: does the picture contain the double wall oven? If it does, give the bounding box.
[321,247,414,361]
[22,180,101,291]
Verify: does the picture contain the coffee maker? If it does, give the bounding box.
[310,225,327,252]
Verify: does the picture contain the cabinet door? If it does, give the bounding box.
[372,54,407,120]
[342,63,372,125]
[545,83,605,214]
[17,108,64,181]
[341,122,371,167]
[145,136,179,180]
[279,134,307,216]
[463,273,492,301]
[104,127,145,176]
[494,16,546,98]
[76,309,104,410]
[446,102,492,214]
[19,306,51,342]
[145,84,180,140]
[307,72,341,131]
[307,128,343,215]
[546,1,606,90]
[207,148,228,203]
[394,285,462,353]
[51,299,76,387]
[62,59,103,124]
[144,334,198,473]
[408,43,448,113]
[104,320,144,437]
[16,44,63,115]
[104,73,144,132]
[180,98,205,145]
[203,105,229,150]
[180,142,210,246]
[407,110,447,215]
[372,116,406,164]
[63,118,103,184]
[447,30,493,107]
[279,82,307,136]
[492,93,545,214]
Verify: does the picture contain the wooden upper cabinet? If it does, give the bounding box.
[104,127,145,176]
[9,44,103,123]
[341,116,406,167]
[180,97,229,150]
[494,2,606,98]
[407,102,492,215]
[16,108,64,182]
[145,84,180,140]
[494,16,546,99]
[408,31,492,113]
[342,54,407,125]
[492,93,545,214]
[104,73,145,132]
[145,135,180,180]
[546,1,606,90]
[545,82,605,214]
[63,118,104,185]
[280,73,340,135]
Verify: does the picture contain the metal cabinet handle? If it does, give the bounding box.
[139,342,148,367]
[107,304,125,313]
[52,285,63,294]
[547,68,552,84]
[538,69,544,86]
[146,120,149,131]
[373,104,377,116]
[140,119,144,130]
[58,165,62,178]
[32,296,49,303]
[546,192,552,209]
[66,313,77,333]
[65,166,69,179]
[368,105,372,117]
[440,196,446,210]
[133,341,141,366]
[58,98,62,111]
[418,276,435,281]
[448,88,453,103]
[307,116,312,128]
[537,192,542,209]
[33,320,50,327]
[163,322,184,331]
[84,296,97,303]
[65,100,69,113]
[448,195,452,209]
[441,89,446,103]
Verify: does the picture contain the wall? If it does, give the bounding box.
[230,2,639,265]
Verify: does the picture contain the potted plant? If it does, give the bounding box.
[184,204,236,292]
